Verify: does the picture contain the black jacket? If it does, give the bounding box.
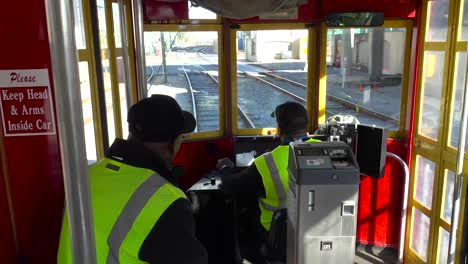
[220,163,266,199]
[220,162,269,263]
[107,139,208,264]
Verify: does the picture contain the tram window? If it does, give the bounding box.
[144,31,220,132]
[73,0,86,49]
[414,155,436,209]
[426,0,449,41]
[112,3,122,48]
[78,61,97,162]
[117,56,129,139]
[188,1,217,20]
[235,29,308,129]
[441,170,455,223]
[112,2,129,138]
[325,28,406,131]
[410,208,431,261]
[448,52,468,148]
[102,58,117,143]
[461,0,468,40]
[97,0,108,49]
[96,0,118,143]
[437,228,450,264]
[420,51,445,140]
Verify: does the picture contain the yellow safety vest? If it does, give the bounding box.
[57,158,186,263]
[254,139,320,230]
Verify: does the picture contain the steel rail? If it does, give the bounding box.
[198,65,255,128]
[242,71,306,103]
[263,71,399,126]
[181,65,199,132]
[146,65,156,91]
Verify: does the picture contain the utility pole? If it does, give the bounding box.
[369,28,384,81]
[160,32,168,83]
[341,29,352,88]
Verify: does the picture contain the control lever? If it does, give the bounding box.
[202,171,221,187]
[210,176,216,186]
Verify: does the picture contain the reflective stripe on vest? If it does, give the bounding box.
[255,145,289,231]
[57,159,186,264]
[106,174,167,264]
[259,153,286,212]
[255,138,320,230]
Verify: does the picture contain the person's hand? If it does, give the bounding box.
[216,157,234,171]
[187,191,200,214]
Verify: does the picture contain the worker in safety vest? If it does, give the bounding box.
[58,94,208,264]
[217,101,319,263]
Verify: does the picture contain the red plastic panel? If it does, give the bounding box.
[228,0,416,23]
[0,158,16,263]
[0,0,64,263]
[356,139,407,247]
[144,0,188,21]
[320,0,417,19]
[173,137,234,192]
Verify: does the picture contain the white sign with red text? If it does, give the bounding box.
[0,69,56,136]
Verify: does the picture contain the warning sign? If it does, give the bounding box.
[0,69,56,136]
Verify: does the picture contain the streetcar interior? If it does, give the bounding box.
[1,0,468,263]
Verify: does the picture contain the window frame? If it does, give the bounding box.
[230,23,317,136]
[143,24,225,140]
[321,19,413,139]
[406,0,468,263]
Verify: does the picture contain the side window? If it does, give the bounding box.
[144,30,221,133]
[234,29,309,132]
[324,27,409,132]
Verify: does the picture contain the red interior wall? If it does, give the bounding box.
[144,0,416,22]
[173,137,234,191]
[0,0,416,262]
[144,0,188,21]
[0,0,64,263]
[0,158,16,262]
[356,139,407,247]
[320,0,416,19]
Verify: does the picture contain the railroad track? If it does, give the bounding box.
[146,65,156,91]
[197,65,255,129]
[180,64,220,132]
[241,71,306,103]
[181,65,198,131]
[261,71,399,126]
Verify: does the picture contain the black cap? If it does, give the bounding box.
[271,102,308,133]
[127,94,196,142]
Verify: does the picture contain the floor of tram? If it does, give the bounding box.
[354,244,398,264]
[241,244,398,264]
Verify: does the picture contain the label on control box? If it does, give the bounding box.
[320,241,333,251]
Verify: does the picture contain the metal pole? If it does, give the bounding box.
[131,0,147,99]
[447,48,468,264]
[118,0,134,109]
[45,0,97,263]
[386,152,409,264]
